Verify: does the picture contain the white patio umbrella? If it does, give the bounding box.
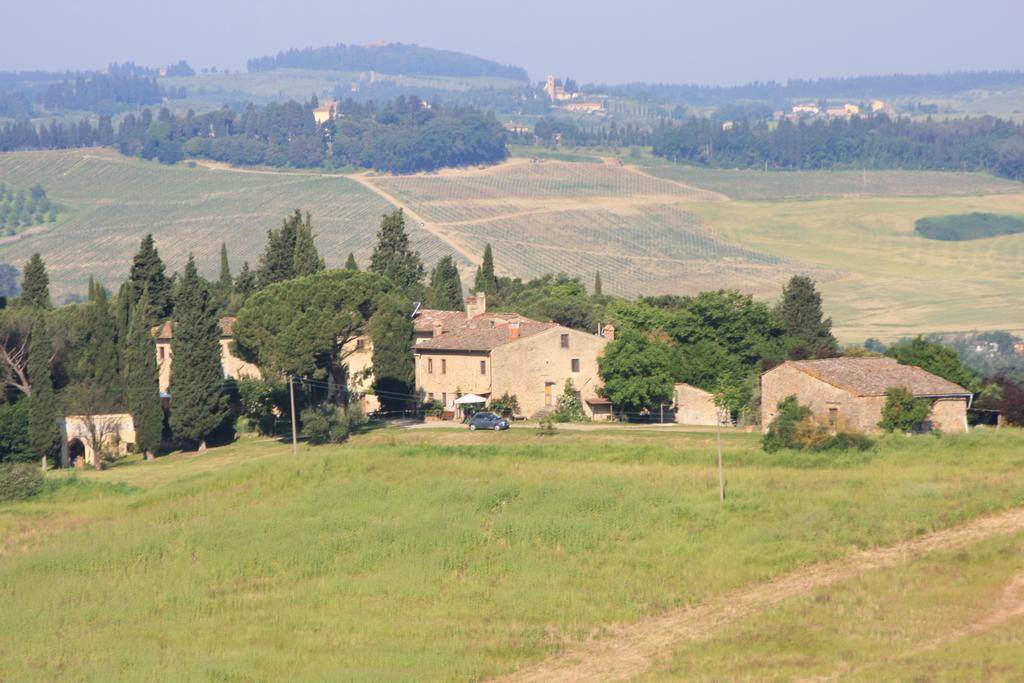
[453,394,487,405]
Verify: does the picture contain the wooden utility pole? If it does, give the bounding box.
[289,375,298,456]
[716,415,725,503]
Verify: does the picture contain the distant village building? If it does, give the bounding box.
[313,100,338,125]
[412,293,614,419]
[560,101,604,113]
[503,121,531,135]
[544,74,577,102]
[154,317,261,394]
[761,358,972,434]
[791,103,820,115]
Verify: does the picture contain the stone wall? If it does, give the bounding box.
[490,327,607,418]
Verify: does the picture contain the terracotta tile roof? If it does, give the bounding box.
[786,358,971,397]
[415,319,557,352]
[154,317,236,340]
[412,309,470,334]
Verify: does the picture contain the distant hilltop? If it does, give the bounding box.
[246,42,528,81]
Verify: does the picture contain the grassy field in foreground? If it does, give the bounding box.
[1,427,1023,680]
[649,531,1024,681]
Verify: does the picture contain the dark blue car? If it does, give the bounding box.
[467,412,510,431]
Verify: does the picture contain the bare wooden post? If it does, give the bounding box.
[716,416,724,503]
[289,376,298,456]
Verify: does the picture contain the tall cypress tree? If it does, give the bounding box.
[21,253,51,309]
[368,292,415,412]
[124,288,163,460]
[292,213,325,277]
[594,271,603,296]
[344,252,359,271]
[168,255,229,450]
[369,209,424,298]
[234,261,256,298]
[428,255,464,310]
[27,314,59,468]
[78,286,122,410]
[257,211,299,287]
[129,234,171,322]
[213,242,233,313]
[778,275,839,360]
[473,243,497,295]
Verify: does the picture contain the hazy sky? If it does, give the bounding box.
[2,0,1021,85]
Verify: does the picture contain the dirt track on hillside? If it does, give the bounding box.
[498,506,1024,682]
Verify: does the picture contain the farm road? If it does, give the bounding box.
[499,505,1024,682]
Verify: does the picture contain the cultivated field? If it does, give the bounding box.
[0,150,453,299]
[2,427,1023,680]
[646,165,1024,201]
[693,192,1024,340]
[366,159,808,297]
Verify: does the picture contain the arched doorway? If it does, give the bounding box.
[67,438,85,468]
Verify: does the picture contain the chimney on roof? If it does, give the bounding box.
[602,324,616,341]
[509,320,521,341]
[432,320,444,338]
[466,291,487,319]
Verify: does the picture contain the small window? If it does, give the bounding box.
[480,360,486,375]
[571,357,580,373]
[441,359,447,375]
[560,333,570,349]
[427,358,433,374]
[355,339,366,351]
[158,346,165,361]
[427,393,434,402]
[442,392,447,406]
[828,407,839,426]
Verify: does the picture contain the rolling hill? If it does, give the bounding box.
[1,148,1022,340]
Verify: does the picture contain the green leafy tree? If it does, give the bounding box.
[473,243,497,295]
[367,292,415,412]
[427,255,464,310]
[879,386,932,433]
[168,256,229,450]
[344,252,359,271]
[885,336,980,392]
[234,270,389,385]
[129,234,172,323]
[369,209,425,298]
[762,395,813,452]
[598,328,674,417]
[553,379,587,422]
[21,253,50,309]
[777,275,838,360]
[292,214,325,277]
[257,211,299,288]
[0,400,31,463]
[27,315,59,467]
[123,289,163,459]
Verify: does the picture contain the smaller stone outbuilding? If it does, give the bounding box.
[761,358,972,434]
[59,414,136,467]
[672,383,726,426]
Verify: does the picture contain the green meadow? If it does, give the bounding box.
[2,426,1023,680]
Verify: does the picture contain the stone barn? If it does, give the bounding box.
[761,358,972,434]
[672,383,726,426]
[59,414,136,467]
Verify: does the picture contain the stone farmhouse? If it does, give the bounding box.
[412,294,614,419]
[761,358,972,434]
[154,317,260,394]
[672,383,726,426]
